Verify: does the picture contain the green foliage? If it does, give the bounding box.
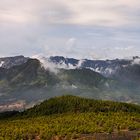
[0,95,140,139]
[0,111,19,119]
[22,95,140,117]
[0,112,140,139]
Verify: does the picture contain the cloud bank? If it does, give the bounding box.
[0,0,140,59]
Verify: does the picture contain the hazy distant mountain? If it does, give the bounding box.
[36,55,140,83]
[48,56,140,78]
[0,55,140,111]
[0,58,112,111]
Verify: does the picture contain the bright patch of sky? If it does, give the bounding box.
[0,0,140,59]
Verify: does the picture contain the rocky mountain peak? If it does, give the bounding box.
[0,55,29,69]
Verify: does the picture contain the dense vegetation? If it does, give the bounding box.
[0,95,140,139]
[0,112,140,140]
[23,95,140,117]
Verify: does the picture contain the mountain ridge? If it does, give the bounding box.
[0,55,140,111]
[0,55,29,69]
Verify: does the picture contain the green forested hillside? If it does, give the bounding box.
[0,96,140,139]
[22,95,140,117]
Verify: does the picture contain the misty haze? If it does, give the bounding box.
[0,0,140,140]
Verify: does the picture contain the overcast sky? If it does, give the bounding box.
[0,0,140,59]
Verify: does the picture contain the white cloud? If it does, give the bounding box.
[0,0,140,26]
[0,0,140,59]
[32,54,77,73]
[131,57,140,65]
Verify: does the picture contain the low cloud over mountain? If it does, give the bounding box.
[0,55,140,111]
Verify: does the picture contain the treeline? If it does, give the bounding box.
[0,111,19,119]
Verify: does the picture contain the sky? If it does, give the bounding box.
[0,0,140,59]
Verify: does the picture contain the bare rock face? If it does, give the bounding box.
[0,55,29,69]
